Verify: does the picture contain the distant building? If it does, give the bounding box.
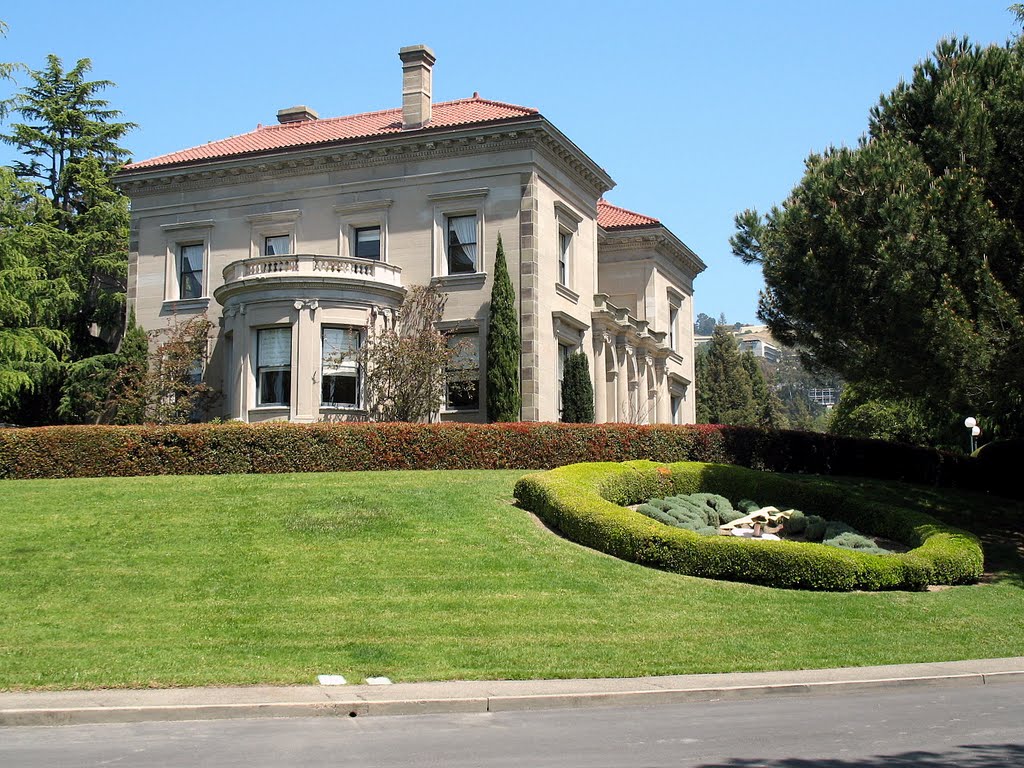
[695,324,781,364]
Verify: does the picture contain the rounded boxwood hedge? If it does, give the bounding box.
[513,460,983,591]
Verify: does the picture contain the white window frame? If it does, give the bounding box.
[444,330,481,412]
[255,326,293,408]
[335,199,392,262]
[321,326,362,409]
[429,188,488,279]
[160,220,214,305]
[246,210,302,259]
[557,341,574,418]
[667,290,684,355]
[553,201,583,293]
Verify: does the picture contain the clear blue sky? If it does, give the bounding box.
[1,1,1018,324]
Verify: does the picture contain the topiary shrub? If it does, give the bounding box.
[514,460,983,591]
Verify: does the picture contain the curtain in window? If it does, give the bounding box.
[322,328,359,375]
[259,328,291,367]
[448,215,477,272]
[180,244,204,299]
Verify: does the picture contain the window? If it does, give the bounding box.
[446,215,478,274]
[671,395,682,425]
[322,327,361,407]
[354,227,381,260]
[179,244,204,299]
[558,231,571,286]
[557,342,573,416]
[446,332,480,409]
[669,301,680,352]
[264,235,291,256]
[257,328,291,407]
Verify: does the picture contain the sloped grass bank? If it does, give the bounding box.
[515,461,983,591]
[0,470,1020,691]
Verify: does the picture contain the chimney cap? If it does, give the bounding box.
[399,44,436,65]
[277,105,319,124]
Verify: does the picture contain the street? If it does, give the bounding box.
[2,681,1021,767]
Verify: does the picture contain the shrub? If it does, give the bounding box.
[804,516,827,542]
[513,460,983,591]
[0,421,986,494]
[784,510,807,534]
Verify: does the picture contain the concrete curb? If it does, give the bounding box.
[3,659,1023,727]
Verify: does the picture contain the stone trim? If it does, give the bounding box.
[117,121,614,202]
[519,172,540,422]
[160,219,215,232]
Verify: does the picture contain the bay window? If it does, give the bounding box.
[322,327,361,407]
[257,327,291,406]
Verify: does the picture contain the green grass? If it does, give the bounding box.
[1,469,1022,691]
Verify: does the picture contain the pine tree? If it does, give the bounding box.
[560,352,594,423]
[0,169,70,410]
[0,55,135,423]
[485,234,521,421]
[731,31,1024,438]
[741,351,788,429]
[695,327,756,425]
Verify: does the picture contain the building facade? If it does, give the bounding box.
[117,45,705,425]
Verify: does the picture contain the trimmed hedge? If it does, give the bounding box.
[513,460,984,591]
[0,422,978,486]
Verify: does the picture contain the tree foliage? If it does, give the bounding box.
[0,54,133,423]
[560,351,595,423]
[359,284,457,423]
[732,33,1024,439]
[696,326,756,425]
[741,350,788,429]
[485,234,520,421]
[0,168,71,409]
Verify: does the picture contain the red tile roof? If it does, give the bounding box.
[597,199,661,230]
[125,97,539,171]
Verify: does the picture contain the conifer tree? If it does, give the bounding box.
[732,27,1024,438]
[741,351,788,429]
[560,351,594,423]
[695,326,756,425]
[485,234,521,421]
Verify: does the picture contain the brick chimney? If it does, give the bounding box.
[277,105,319,124]
[399,45,435,130]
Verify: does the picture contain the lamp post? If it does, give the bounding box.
[964,417,981,453]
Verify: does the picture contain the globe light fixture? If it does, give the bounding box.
[964,417,980,453]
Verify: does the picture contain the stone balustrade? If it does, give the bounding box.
[221,254,403,287]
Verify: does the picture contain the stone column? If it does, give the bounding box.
[292,299,318,423]
[616,341,632,423]
[519,173,541,422]
[655,360,670,424]
[593,331,607,423]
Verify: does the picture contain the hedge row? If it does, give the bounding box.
[513,460,984,591]
[0,422,978,484]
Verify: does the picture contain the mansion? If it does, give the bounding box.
[117,45,705,424]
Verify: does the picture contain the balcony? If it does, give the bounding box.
[215,254,404,305]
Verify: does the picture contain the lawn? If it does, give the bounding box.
[1,469,1022,691]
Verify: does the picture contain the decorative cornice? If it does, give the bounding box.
[600,227,706,279]
[160,219,215,232]
[246,209,302,224]
[117,121,613,203]
[333,199,393,214]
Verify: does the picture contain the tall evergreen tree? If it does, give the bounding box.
[560,351,594,423]
[485,234,521,421]
[0,168,70,409]
[695,326,756,425]
[741,351,788,429]
[0,55,134,423]
[731,28,1024,439]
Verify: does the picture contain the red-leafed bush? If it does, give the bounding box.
[0,422,981,490]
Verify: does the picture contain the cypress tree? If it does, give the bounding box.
[485,234,521,421]
[695,326,756,425]
[560,352,595,423]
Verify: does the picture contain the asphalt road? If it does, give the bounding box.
[2,682,1021,767]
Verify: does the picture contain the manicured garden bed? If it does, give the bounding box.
[1,469,1020,691]
[514,461,983,590]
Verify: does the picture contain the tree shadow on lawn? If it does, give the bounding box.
[697,743,1024,768]
[809,476,1024,589]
